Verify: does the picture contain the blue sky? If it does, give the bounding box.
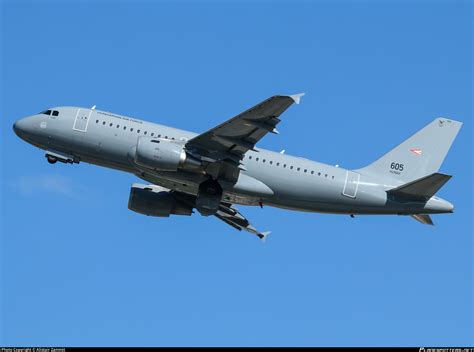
[1,0,472,347]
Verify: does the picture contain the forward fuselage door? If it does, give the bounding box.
[342,171,360,198]
[73,108,92,132]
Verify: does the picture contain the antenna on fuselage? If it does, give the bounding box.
[91,105,96,110]
[280,149,285,154]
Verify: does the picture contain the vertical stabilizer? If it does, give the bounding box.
[357,118,462,183]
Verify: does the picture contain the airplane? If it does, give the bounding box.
[13,94,462,240]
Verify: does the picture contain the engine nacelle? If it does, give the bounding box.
[131,137,201,171]
[128,183,193,217]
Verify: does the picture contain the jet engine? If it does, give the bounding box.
[131,137,201,172]
[128,183,193,217]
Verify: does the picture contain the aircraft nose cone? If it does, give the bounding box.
[13,117,32,139]
[13,119,23,137]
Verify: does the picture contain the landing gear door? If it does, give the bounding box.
[73,108,91,132]
[342,171,360,198]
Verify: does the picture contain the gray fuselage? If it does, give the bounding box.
[13,106,453,216]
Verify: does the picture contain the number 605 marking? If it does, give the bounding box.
[390,162,404,171]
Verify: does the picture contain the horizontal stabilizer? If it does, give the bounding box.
[411,214,434,225]
[387,173,452,201]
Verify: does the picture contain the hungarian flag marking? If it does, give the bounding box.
[410,148,423,156]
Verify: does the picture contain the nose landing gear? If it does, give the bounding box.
[46,155,58,164]
[44,151,78,165]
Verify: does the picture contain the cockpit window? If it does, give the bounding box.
[52,110,59,117]
[41,110,52,115]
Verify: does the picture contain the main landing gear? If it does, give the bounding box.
[195,178,223,216]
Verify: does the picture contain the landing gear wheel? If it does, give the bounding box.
[47,155,57,164]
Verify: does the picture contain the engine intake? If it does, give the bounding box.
[128,183,193,217]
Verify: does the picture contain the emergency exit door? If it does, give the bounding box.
[73,108,91,132]
[342,171,360,198]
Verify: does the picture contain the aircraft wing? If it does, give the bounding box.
[171,190,270,240]
[215,203,270,241]
[185,93,304,168]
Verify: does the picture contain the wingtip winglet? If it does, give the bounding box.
[289,93,305,104]
[258,231,271,243]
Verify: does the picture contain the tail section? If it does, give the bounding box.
[358,118,462,183]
